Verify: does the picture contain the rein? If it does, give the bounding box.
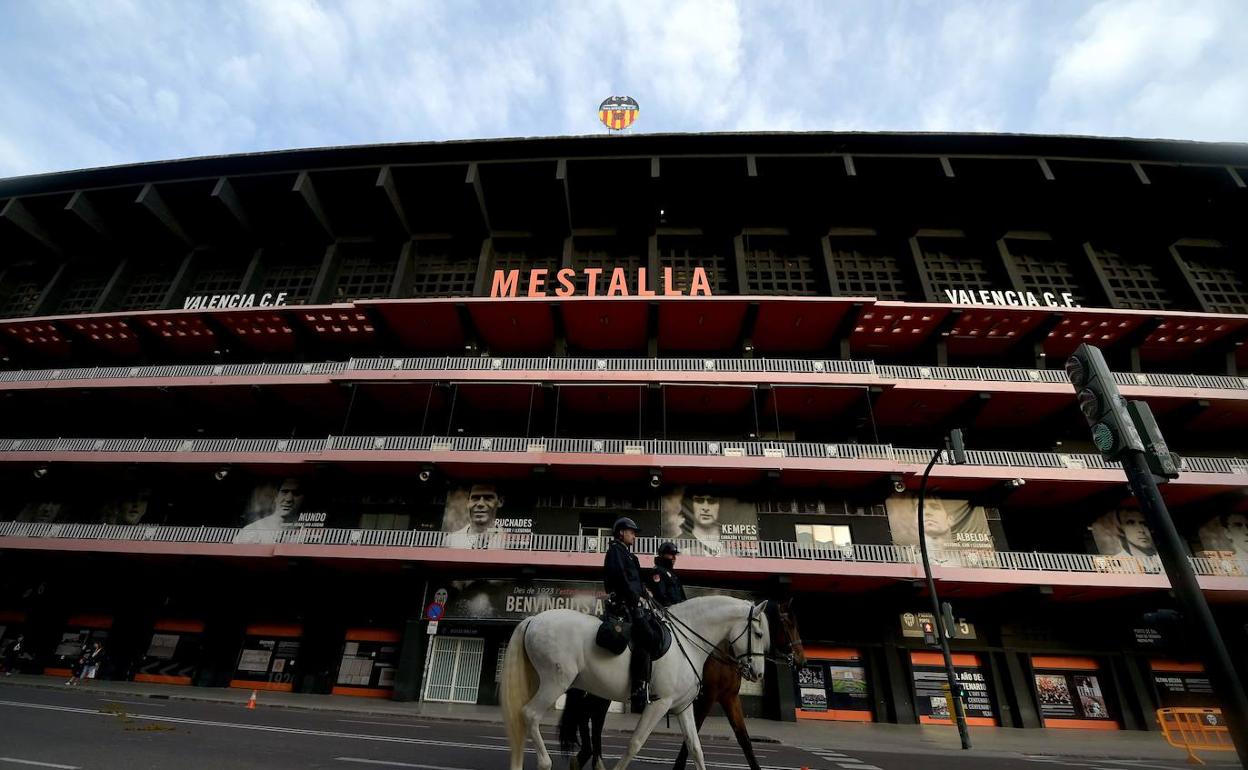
[654,599,764,682]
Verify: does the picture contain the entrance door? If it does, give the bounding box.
[422,636,485,703]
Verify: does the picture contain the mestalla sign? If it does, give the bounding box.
[944,289,1079,308]
[490,267,712,297]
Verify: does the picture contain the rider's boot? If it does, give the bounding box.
[629,648,651,712]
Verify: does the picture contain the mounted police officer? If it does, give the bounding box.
[648,541,686,608]
[603,516,654,712]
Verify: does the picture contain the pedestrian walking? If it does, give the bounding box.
[2,634,23,675]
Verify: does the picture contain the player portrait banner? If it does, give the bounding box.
[99,488,152,526]
[1197,512,1248,559]
[441,481,533,549]
[885,494,997,565]
[1089,509,1158,560]
[661,487,759,557]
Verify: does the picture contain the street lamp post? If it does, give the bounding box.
[916,431,972,750]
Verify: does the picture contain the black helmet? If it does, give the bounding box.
[657,541,680,557]
[612,517,641,536]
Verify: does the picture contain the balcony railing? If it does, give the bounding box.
[1,522,1237,579]
[0,356,1243,392]
[2,435,1246,476]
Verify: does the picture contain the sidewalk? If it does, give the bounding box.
[0,673,1202,763]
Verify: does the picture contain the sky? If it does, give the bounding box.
[0,0,1245,178]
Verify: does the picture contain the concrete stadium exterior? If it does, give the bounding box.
[0,131,1246,730]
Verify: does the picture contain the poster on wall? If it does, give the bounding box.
[1090,509,1158,560]
[334,630,401,696]
[910,652,995,725]
[796,665,828,711]
[17,501,63,524]
[1197,513,1248,564]
[1030,658,1114,726]
[442,483,533,549]
[661,488,759,557]
[98,488,153,526]
[233,477,326,542]
[886,495,997,565]
[134,621,204,685]
[1150,662,1215,710]
[231,626,302,691]
[442,579,607,622]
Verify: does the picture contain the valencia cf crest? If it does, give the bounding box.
[599,96,639,131]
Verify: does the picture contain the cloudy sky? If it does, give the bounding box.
[0,0,1244,178]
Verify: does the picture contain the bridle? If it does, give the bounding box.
[658,599,768,684]
[765,600,802,667]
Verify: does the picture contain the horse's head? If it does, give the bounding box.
[764,597,806,668]
[729,600,770,683]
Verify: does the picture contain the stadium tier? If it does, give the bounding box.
[0,132,1245,727]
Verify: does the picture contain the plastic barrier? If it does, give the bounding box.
[1156,707,1233,765]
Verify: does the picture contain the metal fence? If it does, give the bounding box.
[1,434,1244,475]
[1,357,1245,392]
[0,521,1232,578]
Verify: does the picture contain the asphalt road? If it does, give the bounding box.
[0,684,1234,770]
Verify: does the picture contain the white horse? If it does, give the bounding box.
[501,595,769,770]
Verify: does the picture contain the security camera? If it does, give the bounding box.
[213,466,230,481]
[1007,478,1026,488]
[648,470,662,488]
[419,470,432,482]
[892,479,906,493]
[32,466,48,480]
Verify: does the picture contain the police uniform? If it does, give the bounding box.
[604,538,645,609]
[648,557,686,607]
[602,519,653,710]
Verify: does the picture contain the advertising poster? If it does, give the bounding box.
[442,579,607,622]
[442,482,533,549]
[827,664,870,711]
[1090,509,1158,559]
[231,625,302,691]
[661,488,759,557]
[1197,513,1248,560]
[796,665,828,711]
[99,488,152,526]
[1030,657,1115,726]
[135,621,203,685]
[910,652,995,725]
[1150,662,1215,710]
[48,626,110,676]
[334,630,401,695]
[886,495,996,565]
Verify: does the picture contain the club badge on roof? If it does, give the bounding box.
[599,96,639,131]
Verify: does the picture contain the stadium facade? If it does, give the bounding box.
[0,132,1246,730]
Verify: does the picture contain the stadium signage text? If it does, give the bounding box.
[490,267,712,298]
[182,292,289,310]
[943,289,1079,308]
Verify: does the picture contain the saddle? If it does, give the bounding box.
[595,609,671,659]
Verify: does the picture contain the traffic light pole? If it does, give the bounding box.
[1120,450,1248,767]
[917,448,972,750]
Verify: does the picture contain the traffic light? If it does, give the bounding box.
[921,619,938,647]
[946,429,968,465]
[1064,344,1144,461]
[1126,400,1181,480]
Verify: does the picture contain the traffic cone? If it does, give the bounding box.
[246,690,257,710]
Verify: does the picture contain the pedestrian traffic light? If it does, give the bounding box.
[1126,400,1181,480]
[921,620,938,647]
[1064,344,1144,461]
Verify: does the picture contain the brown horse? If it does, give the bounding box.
[558,598,804,770]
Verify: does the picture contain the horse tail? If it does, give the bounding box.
[501,617,538,770]
[557,688,585,753]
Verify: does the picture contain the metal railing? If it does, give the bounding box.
[2,435,1245,476]
[0,356,1244,393]
[0,521,1233,579]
